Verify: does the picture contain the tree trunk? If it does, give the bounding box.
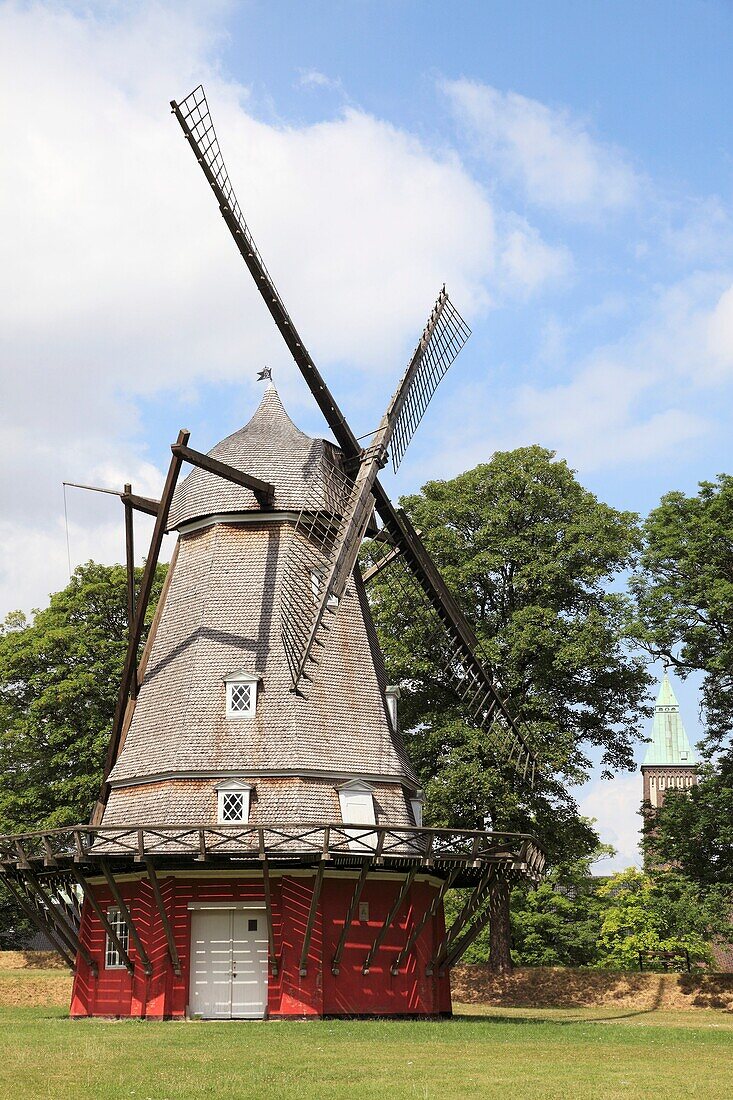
[487,878,513,974]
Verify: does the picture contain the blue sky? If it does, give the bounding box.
[2,0,732,868]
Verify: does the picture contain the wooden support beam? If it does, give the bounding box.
[144,860,181,977]
[362,867,417,974]
[70,867,135,976]
[299,862,325,976]
[40,836,59,868]
[361,545,401,584]
[440,899,495,973]
[1,875,76,970]
[171,443,275,508]
[391,865,460,975]
[331,859,371,975]
[427,867,495,975]
[120,491,160,517]
[22,869,96,973]
[261,855,278,977]
[99,859,152,976]
[92,429,189,824]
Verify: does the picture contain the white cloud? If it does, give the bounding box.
[443,79,639,217]
[298,69,342,92]
[0,3,568,616]
[578,772,643,873]
[512,359,705,472]
[498,215,573,294]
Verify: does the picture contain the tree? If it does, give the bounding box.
[510,845,615,967]
[631,476,733,756]
[367,447,651,968]
[0,561,166,835]
[644,763,733,887]
[596,867,730,971]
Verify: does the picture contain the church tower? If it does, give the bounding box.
[641,669,698,811]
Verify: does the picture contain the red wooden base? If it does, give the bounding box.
[69,870,452,1018]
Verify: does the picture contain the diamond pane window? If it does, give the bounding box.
[216,782,252,824]
[224,673,258,718]
[105,907,129,969]
[221,792,245,821]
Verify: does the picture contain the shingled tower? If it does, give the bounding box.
[103,384,421,834]
[0,86,545,1021]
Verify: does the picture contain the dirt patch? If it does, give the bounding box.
[0,951,67,970]
[451,965,733,1011]
[0,972,72,1007]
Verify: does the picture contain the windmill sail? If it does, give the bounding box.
[389,289,471,471]
[281,288,469,691]
[172,85,538,783]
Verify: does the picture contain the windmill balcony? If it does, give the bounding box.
[0,821,543,1019]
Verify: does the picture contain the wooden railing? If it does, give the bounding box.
[0,821,545,879]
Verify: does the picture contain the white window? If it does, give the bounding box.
[216,781,252,824]
[385,685,401,730]
[224,672,259,718]
[310,570,339,609]
[410,797,424,828]
[338,780,377,852]
[105,907,129,969]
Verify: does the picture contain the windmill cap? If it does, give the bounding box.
[167,386,343,529]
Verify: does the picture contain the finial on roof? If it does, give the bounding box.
[257,367,272,382]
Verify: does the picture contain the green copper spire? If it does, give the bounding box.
[642,669,698,766]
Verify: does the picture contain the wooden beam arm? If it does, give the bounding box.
[362,867,417,974]
[331,859,371,975]
[1,875,76,970]
[171,443,275,508]
[120,492,161,517]
[299,863,325,977]
[99,859,152,976]
[92,429,189,824]
[144,860,181,976]
[391,865,460,976]
[70,867,135,976]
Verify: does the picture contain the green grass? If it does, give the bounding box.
[1,970,730,1098]
[0,1001,731,1100]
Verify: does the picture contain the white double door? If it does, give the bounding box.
[189,908,268,1019]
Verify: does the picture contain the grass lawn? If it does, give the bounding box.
[0,973,731,1099]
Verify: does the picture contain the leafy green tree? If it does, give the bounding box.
[0,561,166,835]
[367,447,650,969]
[596,868,729,970]
[644,763,733,887]
[631,476,733,755]
[510,845,614,967]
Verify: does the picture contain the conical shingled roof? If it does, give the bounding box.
[168,386,340,528]
[642,670,698,766]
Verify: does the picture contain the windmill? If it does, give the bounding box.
[169,85,536,783]
[0,87,544,1021]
